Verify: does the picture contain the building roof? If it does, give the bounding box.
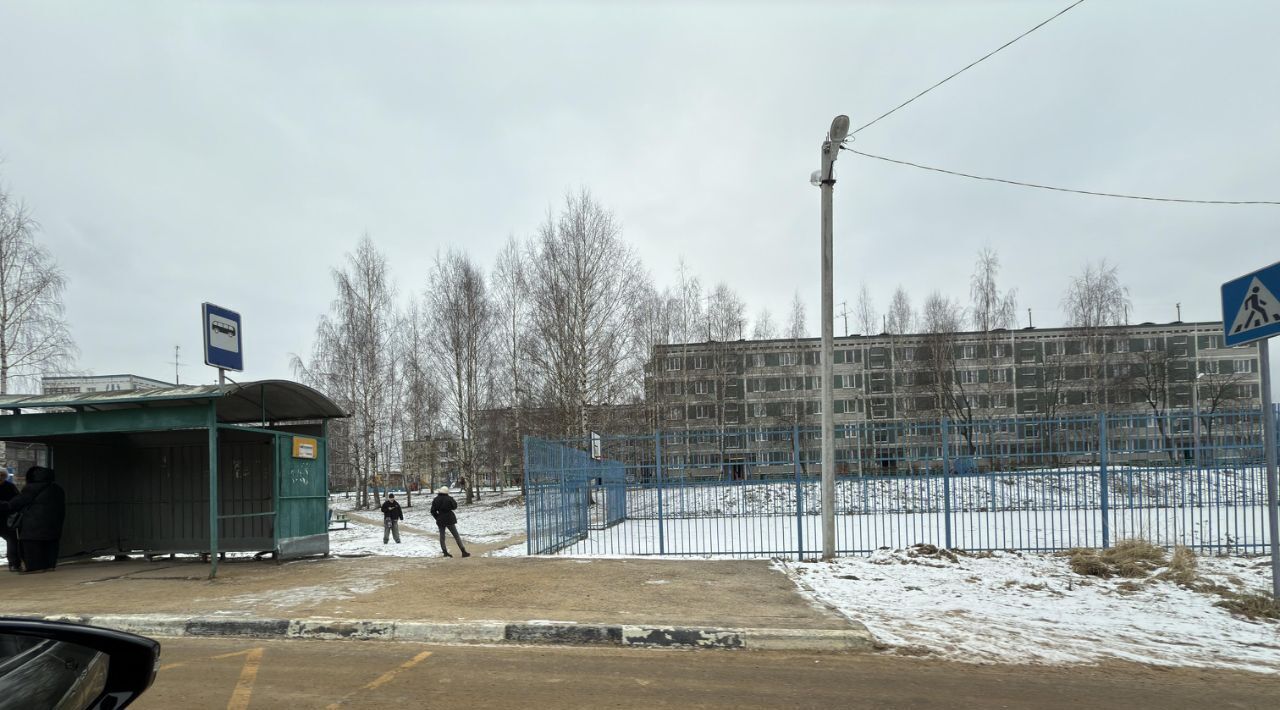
[0,379,347,423]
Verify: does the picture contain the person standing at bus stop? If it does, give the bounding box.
[0,472,19,572]
[430,486,469,558]
[0,466,66,573]
[380,493,403,544]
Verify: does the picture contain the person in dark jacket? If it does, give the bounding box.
[0,466,66,573]
[430,487,469,558]
[380,493,403,544]
[0,472,19,572]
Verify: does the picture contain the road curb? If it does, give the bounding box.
[33,613,877,652]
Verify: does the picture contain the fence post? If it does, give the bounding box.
[794,423,804,559]
[654,430,665,555]
[1099,413,1110,549]
[524,435,533,556]
[942,417,952,550]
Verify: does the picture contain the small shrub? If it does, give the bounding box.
[1156,546,1199,586]
[1214,593,1280,621]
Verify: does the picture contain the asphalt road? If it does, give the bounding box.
[134,638,1279,710]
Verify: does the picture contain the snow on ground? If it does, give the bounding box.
[781,548,1280,674]
[328,491,526,557]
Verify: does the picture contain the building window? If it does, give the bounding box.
[746,378,764,393]
[958,370,977,385]
[1142,337,1157,351]
[780,402,795,417]
[780,377,797,391]
[991,368,1009,383]
[667,407,683,421]
[666,357,681,371]
[694,381,710,395]
[748,354,765,368]
[780,352,798,366]
[1045,342,1058,356]
[993,394,1008,409]
[961,345,976,360]
[664,382,679,395]
[750,403,766,418]
[901,347,916,362]
[1114,339,1129,353]
[1235,359,1256,374]
[694,405,713,419]
[991,344,1008,358]
[693,356,709,369]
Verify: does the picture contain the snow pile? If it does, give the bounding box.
[782,547,1280,674]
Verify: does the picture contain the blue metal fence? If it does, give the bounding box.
[525,436,627,554]
[524,408,1279,558]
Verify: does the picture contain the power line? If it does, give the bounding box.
[850,0,1086,137]
[844,147,1280,205]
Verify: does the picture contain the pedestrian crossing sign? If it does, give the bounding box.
[1222,261,1280,347]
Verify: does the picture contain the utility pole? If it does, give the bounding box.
[812,114,849,561]
[1027,308,1033,329]
[173,345,182,384]
[1176,302,1182,321]
[838,301,851,337]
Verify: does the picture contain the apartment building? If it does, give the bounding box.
[646,321,1263,476]
[41,374,172,395]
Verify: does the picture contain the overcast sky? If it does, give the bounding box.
[0,1,1275,392]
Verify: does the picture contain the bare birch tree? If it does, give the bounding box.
[491,236,530,493]
[427,250,493,504]
[855,283,877,336]
[398,301,443,506]
[886,286,915,335]
[751,308,777,340]
[1061,259,1131,412]
[969,246,1017,332]
[293,236,398,509]
[0,187,76,393]
[525,191,644,437]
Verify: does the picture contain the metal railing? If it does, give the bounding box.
[524,408,1278,558]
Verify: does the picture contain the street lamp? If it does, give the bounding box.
[1192,371,1206,470]
[813,115,849,561]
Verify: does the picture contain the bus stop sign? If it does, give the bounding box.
[1222,260,1280,347]
[202,302,243,372]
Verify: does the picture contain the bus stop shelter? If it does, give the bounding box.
[0,380,345,577]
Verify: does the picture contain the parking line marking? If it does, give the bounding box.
[159,647,263,673]
[325,649,432,708]
[226,647,265,710]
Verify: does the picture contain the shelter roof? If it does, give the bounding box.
[0,379,346,423]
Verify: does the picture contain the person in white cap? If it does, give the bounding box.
[430,486,469,558]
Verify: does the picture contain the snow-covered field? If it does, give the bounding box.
[327,491,527,557]
[783,548,1280,674]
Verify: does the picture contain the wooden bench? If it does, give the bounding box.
[328,513,350,531]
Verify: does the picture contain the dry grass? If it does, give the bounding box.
[1155,546,1199,586]
[1064,541,1278,622]
[1213,593,1280,621]
[1065,539,1167,579]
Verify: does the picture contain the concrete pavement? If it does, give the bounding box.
[0,552,872,651]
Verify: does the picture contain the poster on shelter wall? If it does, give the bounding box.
[292,437,317,459]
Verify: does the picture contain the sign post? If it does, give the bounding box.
[200,303,243,580]
[1221,261,1280,600]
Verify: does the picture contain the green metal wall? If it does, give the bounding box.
[275,434,329,558]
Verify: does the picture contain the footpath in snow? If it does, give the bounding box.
[327,490,527,557]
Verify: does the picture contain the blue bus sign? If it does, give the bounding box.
[1222,260,1280,347]
[202,302,243,371]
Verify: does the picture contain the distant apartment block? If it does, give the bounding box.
[41,374,172,396]
[644,321,1263,477]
